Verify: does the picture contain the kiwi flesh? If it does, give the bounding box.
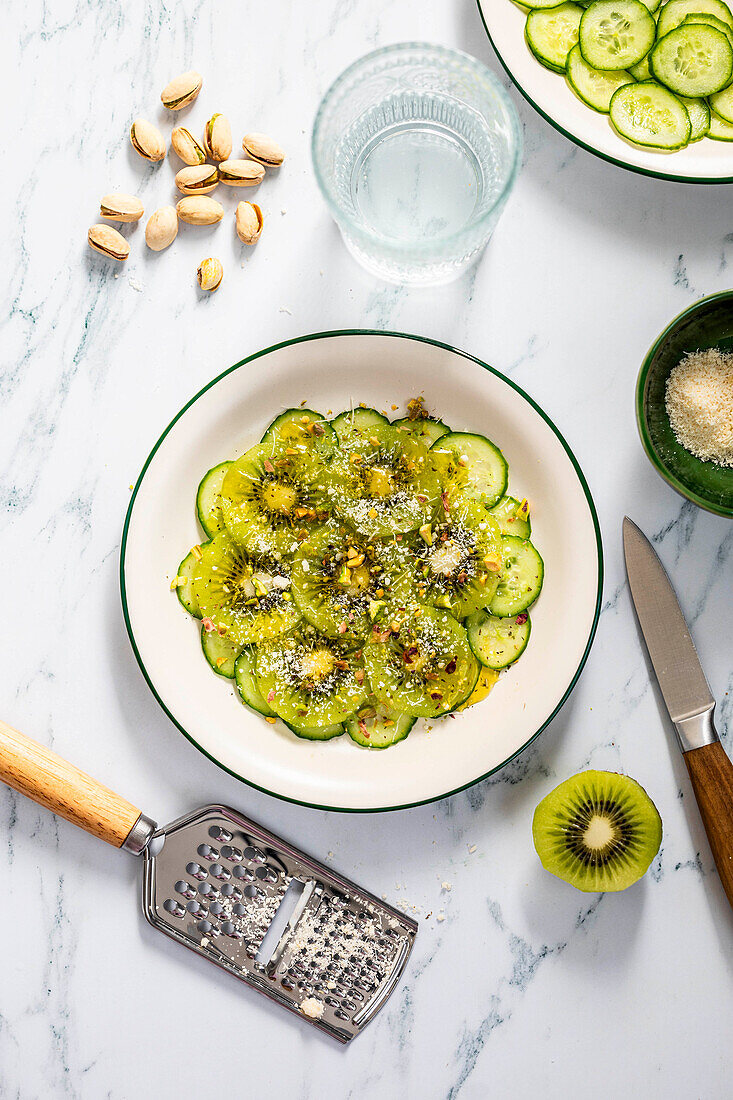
[532,770,662,893]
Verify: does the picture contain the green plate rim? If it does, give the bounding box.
[636,290,733,518]
[475,0,733,185]
[120,329,604,813]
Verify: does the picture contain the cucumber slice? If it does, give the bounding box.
[679,94,712,137]
[281,718,345,741]
[192,531,300,646]
[629,55,653,80]
[346,703,415,749]
[708,107,733,136]
[579,0,656,69]
[489,536,545,617]
[467,611,532,670]
[609,80,692,147]
[410,496,503,619]
[657,0,733,39]
[234,648,275,716]
[638,0,661,10]
[221,441,331,554]
[682,12,733,51]
[709,81,733,120]
[174,548,204,618]
[526,3,584,72]
[196,461,232,538]
[332,424,439,538]
[331,407,389,450]
[201,624,242,678]
[261,408,336,452]
[256,627,367,728]
[566,43,634,111]
[430,431,508,509]
[364,607,479,718]
[651,26,733,96]
[392,416,451,446]
[489,495,532,539]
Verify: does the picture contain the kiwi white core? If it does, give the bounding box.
[583,815,616,851]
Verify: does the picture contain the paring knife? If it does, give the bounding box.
[623,517,733,909]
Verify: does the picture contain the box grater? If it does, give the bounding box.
[0,720,417,1042]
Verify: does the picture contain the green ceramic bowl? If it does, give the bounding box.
[637,292,733,519]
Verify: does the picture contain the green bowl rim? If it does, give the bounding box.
[474,0,733,186]
[636,290,733,520]
[120,329,604,813]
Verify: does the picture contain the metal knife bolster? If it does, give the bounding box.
[674,705,719,754]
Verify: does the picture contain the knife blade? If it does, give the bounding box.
[623,517,733,910]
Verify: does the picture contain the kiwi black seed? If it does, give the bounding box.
[532,770,662,893]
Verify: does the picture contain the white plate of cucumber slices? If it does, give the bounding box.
[477,0,733,183]
[121,332,602,811]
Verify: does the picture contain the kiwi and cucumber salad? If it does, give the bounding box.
[172,400,544,749]
[522,0,733,150]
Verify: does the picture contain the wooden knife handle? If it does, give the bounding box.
[684,741,733,909]
[0,719,142,848]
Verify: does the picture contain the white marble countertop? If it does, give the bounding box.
[2,2,733,1097]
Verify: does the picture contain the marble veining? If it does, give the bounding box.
[2,1,733,1097]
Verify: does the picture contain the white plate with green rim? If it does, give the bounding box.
[476,0,733,183]
[121,331,602,812]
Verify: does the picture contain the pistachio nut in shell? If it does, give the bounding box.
[160,70,203,110]
[100,193,144,223]
[130,118,166,161]
[88,224,129,261]
[175,164,219,196]
[197,257,223,292]
[176,196,225,225]
[242,132,285,167]
[171,126,206,165]
[203,113,233,162]
[218,159,265,186]
[235,201,263,245]
[145,206,178,251]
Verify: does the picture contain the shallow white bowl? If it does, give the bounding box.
[477,0,733,184]
[121,331,602,811]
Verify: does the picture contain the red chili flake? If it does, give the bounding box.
[337,622,348,634]
[430,691,443,700]
[313,423,325,437]
[355,668,365,684]
[267,689,276,703]
[416,494,428,504]
[263,458,275,473]
[202,617,215,633]
[445,658,457,674]
[441,491,450,512]
[515,613,528,625]
[358,719,370,738]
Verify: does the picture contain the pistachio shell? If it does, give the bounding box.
[203,113,233,161]
[130,118,166,161]
[235,201,263,245]
[176,197,225,225]
[218,159,265,186]
[161,70,203,110]
[242,132,285,167]
[88,224,129,261]
[171,126,206,165]
[100,193,144,222]
[145,206,178,251]
[197,257,223,292]
[175,164,219,195]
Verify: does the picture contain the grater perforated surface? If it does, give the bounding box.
[142,804,417,1042]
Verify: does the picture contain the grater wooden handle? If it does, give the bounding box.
[0,719,142,848]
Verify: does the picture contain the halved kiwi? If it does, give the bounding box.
[364,606,479,718]
[192,531,301,646]
[330,424,440,537]
[409,497,503,618]
[255,624,367,728]
[532,771,662,893]
[221,441,331,554]
[291,523,409,641]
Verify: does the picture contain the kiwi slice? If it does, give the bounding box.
[364,606,479,718]
[532,771,662,893]
[192,531,301,646]
[330,424,440,537]
[409,497,503,618]
[221,441,331,555]
[291,523,409,641]
[255,625,368,728]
